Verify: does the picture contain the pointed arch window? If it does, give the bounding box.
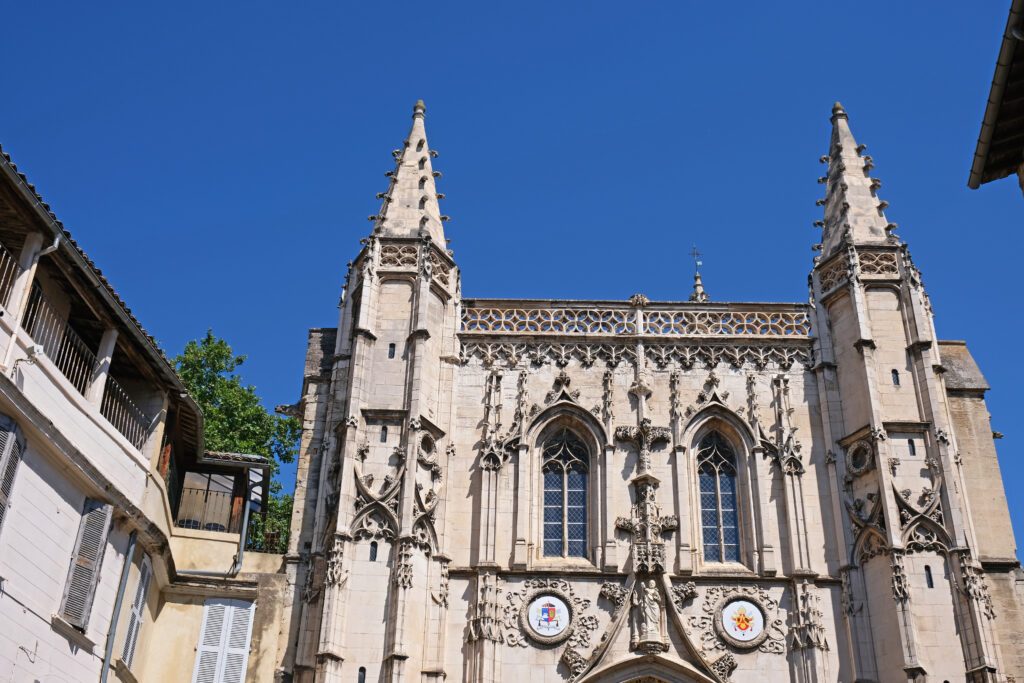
[542,429,589,558]
[697,432,740,562]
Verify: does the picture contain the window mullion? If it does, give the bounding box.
[562,468,569,557]
[716,468,725,561]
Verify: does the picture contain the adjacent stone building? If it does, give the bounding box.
[282,101,1024,683]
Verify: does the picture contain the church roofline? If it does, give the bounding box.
[462,297,809,308]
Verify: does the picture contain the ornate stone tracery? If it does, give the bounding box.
[857,250,899,276]
[459,340,812,370]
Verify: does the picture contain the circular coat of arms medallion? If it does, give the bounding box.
[716,598,768,649]
[523,594,573,644]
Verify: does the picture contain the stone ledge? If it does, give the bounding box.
[49,614,96,652]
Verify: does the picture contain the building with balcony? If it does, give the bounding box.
[0,146,289,682]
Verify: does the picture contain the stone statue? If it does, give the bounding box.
[630,580,665,652]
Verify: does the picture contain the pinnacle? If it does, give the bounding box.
[368,103,447,244]
[817,102,892,260]
[689,272,709,303]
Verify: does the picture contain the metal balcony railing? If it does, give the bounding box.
[101,376,152,450]
[175,487,237,533]
[21,283,154,450]
[22,284,99,395]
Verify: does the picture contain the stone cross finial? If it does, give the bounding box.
[615,417,671,475]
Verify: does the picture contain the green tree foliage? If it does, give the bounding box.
[174,330,300,553]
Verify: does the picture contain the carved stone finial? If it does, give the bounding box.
[628,293,650,307]
[689,272,709,303]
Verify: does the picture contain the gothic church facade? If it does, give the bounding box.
[282,101,1024,683]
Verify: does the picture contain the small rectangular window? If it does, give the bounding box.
[907,439,916,456]
[380,426,388,443]
[388,343,396,359]
[60,498,113,629]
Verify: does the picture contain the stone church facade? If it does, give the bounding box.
[281,101,1024,683]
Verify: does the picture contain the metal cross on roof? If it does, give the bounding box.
[690,245,703,274]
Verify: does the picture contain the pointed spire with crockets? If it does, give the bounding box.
[369,100,448,243]
[819,102,893,259]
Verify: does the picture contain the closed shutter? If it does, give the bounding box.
[0,415,24,536]
[120,555,152,668]
[191,599,255,683]
[60,498,113,629]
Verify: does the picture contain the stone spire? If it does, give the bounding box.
[369,100,448,243]
[819,102,893,259]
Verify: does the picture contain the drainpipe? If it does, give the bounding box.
[176,472,251,578]
[100,530,137,683]
[38,236,60,257]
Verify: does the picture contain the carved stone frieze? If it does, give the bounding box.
[459,340,811,370]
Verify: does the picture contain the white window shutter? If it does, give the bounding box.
[221,600,255,683]
[121,555,152,668]
[0,415,24,536]
[191,599,255,683]
[60,499,113,629]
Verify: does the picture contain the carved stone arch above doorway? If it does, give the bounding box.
[577,656,718,683]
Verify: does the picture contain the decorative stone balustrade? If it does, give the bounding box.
[461,302,812,338]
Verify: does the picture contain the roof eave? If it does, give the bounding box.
[969,0,1024,189]
[0,147,207,459]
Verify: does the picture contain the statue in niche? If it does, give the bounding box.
[630,580,667,652]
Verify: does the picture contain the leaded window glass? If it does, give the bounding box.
[542,428,589,558]
[697,431,740,562]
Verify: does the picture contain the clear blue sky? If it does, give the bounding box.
[2,3,1020,554]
